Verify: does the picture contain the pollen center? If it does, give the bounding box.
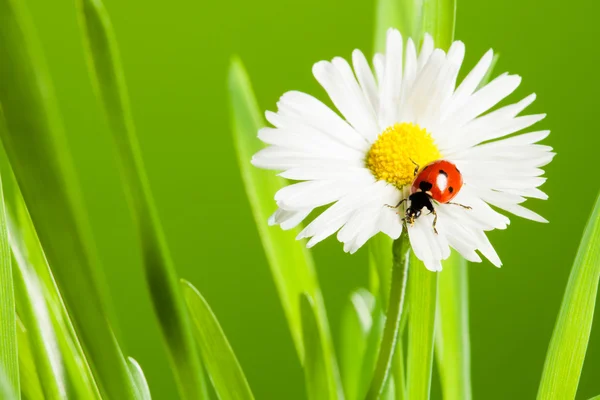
[366,122,441,187]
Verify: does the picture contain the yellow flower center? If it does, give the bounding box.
[366,122,441,187]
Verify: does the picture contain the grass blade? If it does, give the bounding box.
[537,192,600,400]
[0,1,134,397]
[368,235,393,308]
[12,251,65,399]
[181,280,254,400]
[4,168,101,400]
[436,252,472,400]
[128,357,152,400]
[422,0,456,51]
[340,289,388,400]
[75,0,208,397]
[16,318,44,400]
[228,57,340,387]
[0,167,18,396]
[407,255,438,400]
[301,293,341,400]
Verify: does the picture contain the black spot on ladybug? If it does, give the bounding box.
[419,181,433,192]
[439,169,448,177]
[448,186,454,193]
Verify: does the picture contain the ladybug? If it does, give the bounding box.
[391,160,471,233]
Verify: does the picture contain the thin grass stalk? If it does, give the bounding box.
[75,0,208,398]
[0,1,133,397]
[365,232,410,400]
[0,167,17,396]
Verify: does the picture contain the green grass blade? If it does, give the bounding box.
[374,0,424,52]
[128,357,152,400]
[588,396,600,400]
[228,57,340,385]
[181,280,254,400]
[4,168,101,400]
[340,289,379,400]
[301,293,341,400]
[407,255,438,400]
[16,318,43,400]
[0,0,134,397]
[436,252,472,400]
[368,235,393,308]
[75,0,208,398]
[0,168,18,397]
[537,192,600,400]
[422,0,456,51]
[0,366,17,400]
[12,251,65,399]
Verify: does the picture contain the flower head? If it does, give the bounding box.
[252,28,553,271]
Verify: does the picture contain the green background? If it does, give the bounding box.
[22,0,600,398]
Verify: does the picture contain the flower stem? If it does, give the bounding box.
[365,231,410,400]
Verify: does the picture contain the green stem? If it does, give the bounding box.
[365,232,410,400]
[436,252,472,400]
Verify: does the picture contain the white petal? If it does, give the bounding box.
[379,28,404,127]
[279,166,371,181]
[275,175,373,209]
[269,208,312,230]
[441,49,494,120]
[417,33,435,71]
[273,91,368,151]
[352,49,379,114]
[444,74,522,129]
[313,60,379,141]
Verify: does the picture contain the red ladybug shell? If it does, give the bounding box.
[411,160,463,203]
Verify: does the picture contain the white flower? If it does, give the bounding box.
[251,28,553,271]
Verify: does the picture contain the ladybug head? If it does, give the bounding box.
[405,207,421,226]
[404,191,434,226]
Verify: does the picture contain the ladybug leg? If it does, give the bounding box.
[410,158,420,176]
[430,209,438,235]
[447,202,472,210]
[385,198,407,209]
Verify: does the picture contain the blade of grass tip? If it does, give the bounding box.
[435,252,472,400]
[16,317,44,400]
[407,254,438,400]
[75,0,208,398]
[128,357,152,400]
[0,171,18,396]
[4,167,101,400]
[340,289,388,400]
[181,280,254,400]
[0,1,135,398]
[301,293,342,400]
[228,56,341,387]
[422,0,456,51]
[12,250,66,399]
[373,0,425,53]
[537,192,600,400]
[365,233,410,400]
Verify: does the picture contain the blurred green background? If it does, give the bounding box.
[21,0,600,398]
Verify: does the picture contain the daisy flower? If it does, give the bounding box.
[251,28,553,271]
